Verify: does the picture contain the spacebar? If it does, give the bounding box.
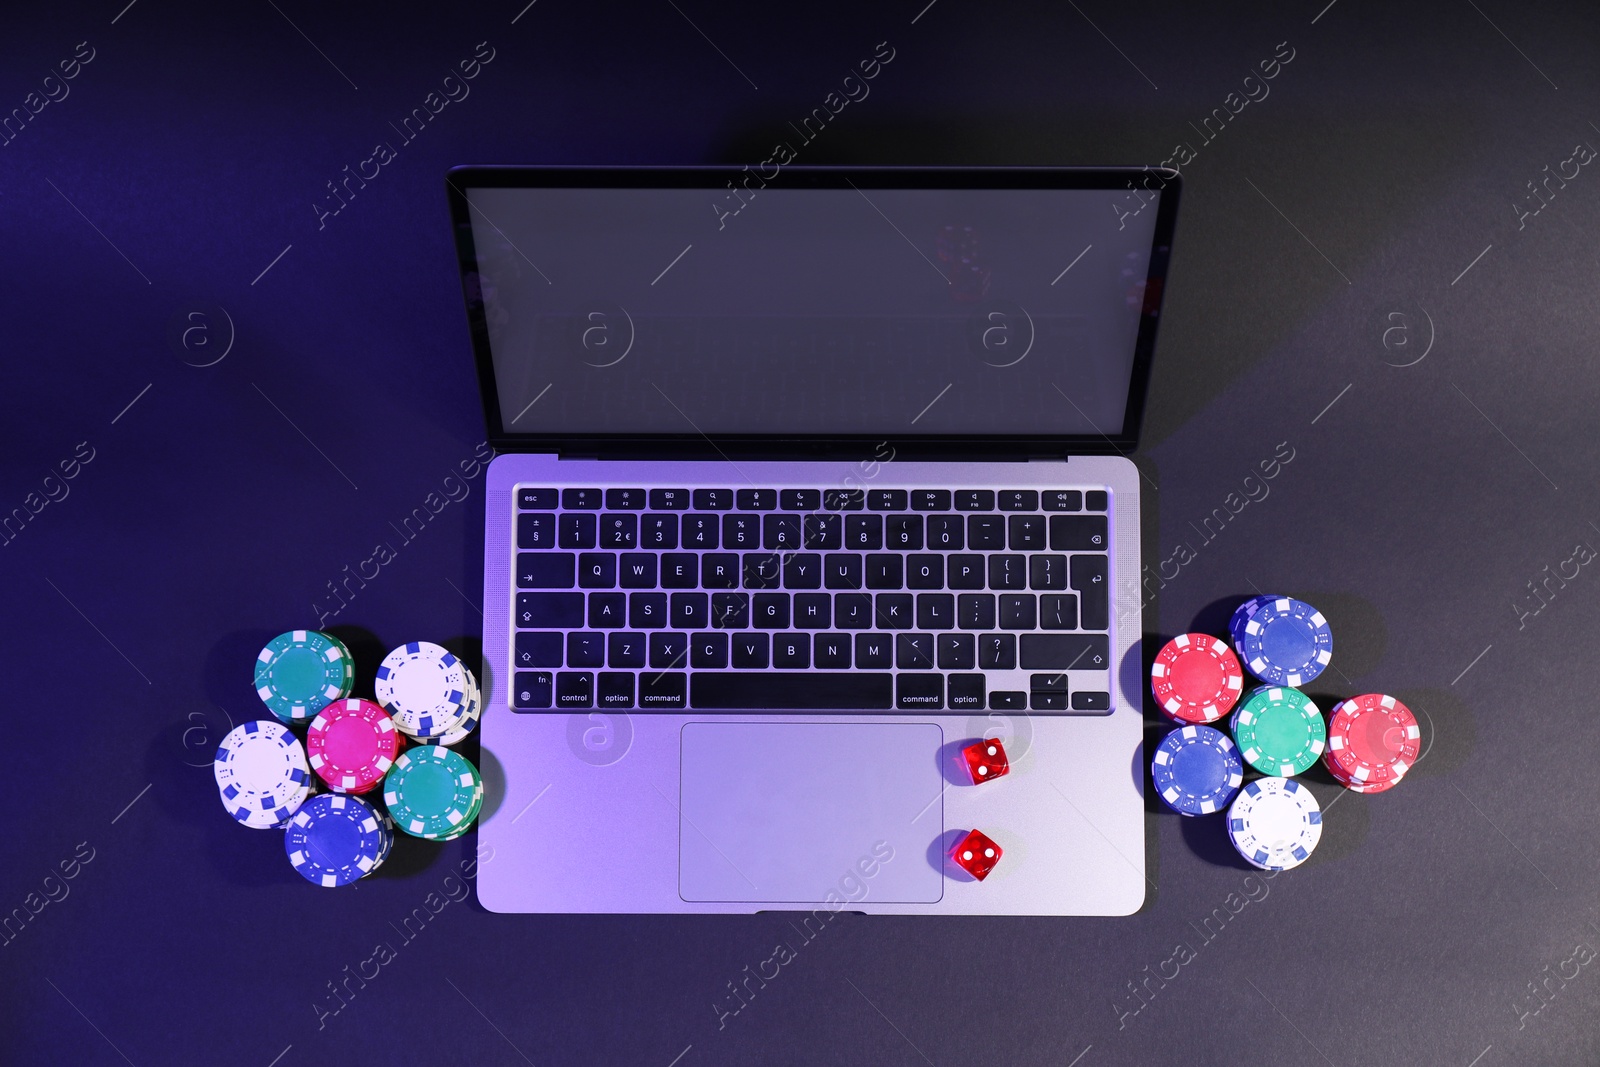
[691,673,894,710]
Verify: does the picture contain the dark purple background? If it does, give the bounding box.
[3,1,1598,1064]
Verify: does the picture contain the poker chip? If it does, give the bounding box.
[1151,634,1244,723]
[1227,596,1273,643]
[285,794,393,887]
[307,698,403,794]
[416,668,481,746]
[1230,686,1325,777]
[1151,725,1245,816]
[1232,597,1333,686]
[375,642,474,739]
[1227,776,1323,870]
[254,630,354,725]
[383,746,483,840]
[215,721,313,829]
[1325,693,1420,789]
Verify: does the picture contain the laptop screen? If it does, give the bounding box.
[451,169,1178,454]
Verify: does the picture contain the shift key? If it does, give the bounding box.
[1020,634,1110,671]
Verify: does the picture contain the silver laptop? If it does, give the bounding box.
[450,166,1179,915]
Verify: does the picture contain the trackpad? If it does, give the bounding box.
[679,722,944,904]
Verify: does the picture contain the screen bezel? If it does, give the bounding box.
[446,165,1180,459]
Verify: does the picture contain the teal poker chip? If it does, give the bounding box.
[255,630,354,724]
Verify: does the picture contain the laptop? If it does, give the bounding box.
[448,166,1179,915]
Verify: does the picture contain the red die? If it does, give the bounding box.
[962,738,1009,784]
[951,829,1003,881]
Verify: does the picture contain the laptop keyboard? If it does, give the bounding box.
[508,486,1113,714]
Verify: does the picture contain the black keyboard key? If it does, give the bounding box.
[753,593,790,629]
[629,592,667,629]
[691,633,728,668]
[670,592,708,630]
[597,672,635,709]
[562,488,602,510]
[558,513,597,549]
[723,514,760,549]
[783,553,822,589]
[955,490,995,511]
[569,633,604,668]
[999,594,1037,630]
[1008,515,1046,550]
[814,633,851,668]
[869,489,908,511]
[999,490,1038,511]
[701,553,740,588]
[938,633,975,670]
[589,592,626,628]
[896,673,943,710]
[649,488,690,511]
[1073,690,1112,711]
[1042,490,1082,511]
[967,515,1006,550]
[780,489,821,511]
[875,593,914,629]
[682,515,719,549]
[599,514,637,549]
[773,633,810,668]
[517,592,584,629]
[1070,554,1109,630]
[911,490,951,511]
[948,673,984,709]
[518,513,557,549]
[906,555,943,590]
[896,633,935,669]
[855,633,892,668]
[917,593,955,630]
[1029,554,1068,590]
[743,553,782,589]
[1085,490,1108,511]
[948,554,985,589]
[578,552,616,589]
[865,555,903,589]
[518,552,575,588]
[618,553,657,588]
[988,554,1026,590]
[835,593,872,629]
[886,514,923,549]
[926,515,963,549]
[607,632,646,668]
[518,488,558,510]
[989,690,1025,710]
[661,553,699,588]
[648,632,689,669]
[980,633,1017,670]
[640,671,687,708]
[556,671,594,707]
[515,631,562,669]
[512,671,554,710]
[825,553,863,589]
[958,593,996,630]
[1031,691,1067,710]
[803,513,842,550]
[605,488,646,510]
[711,592,750,629]
[640,514,678,549]
[693,488,733,510]
[1031,672,1069,692]
[1040,594,1078,630]
[846,514,884,550]
[1019,634,1110,671]
[823,489,865,510]
[793,593,831,629]
[692,672,893,710]
[736,488,776,511]
[1049,515,1108,551]
[731,633,769,668]
[764,514,803,550]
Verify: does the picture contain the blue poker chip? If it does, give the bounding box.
[1227,596,1273,642]
[1233,596,1333,687]
[284,794,393,887]
[1151,724,1244,816]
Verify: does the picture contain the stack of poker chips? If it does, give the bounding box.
[285,794,396,887]
[214,721,315,829]
[374,641,481,746]
[1323,693,1420,793]
[1227,777,1323,872]
[254,630,354,725]
[383,746,484,841]
[306,698,404,795]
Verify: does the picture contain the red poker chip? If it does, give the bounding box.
[1151,634,1244,724]
[306,698,403,795]
[1325,693,1419,786]
[1324,755,1404,794]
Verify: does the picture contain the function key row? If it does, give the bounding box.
[517,487,1109,512]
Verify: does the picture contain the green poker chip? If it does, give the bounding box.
[1229,686,1325,777]
[254,630,354,724]
[383,746,483,840]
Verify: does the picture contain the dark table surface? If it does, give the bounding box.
[4,0,1598,1064]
